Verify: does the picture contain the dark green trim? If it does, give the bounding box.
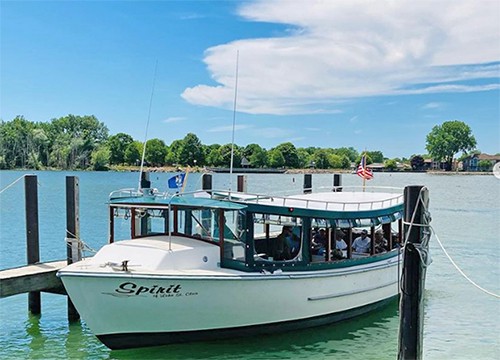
[222,248,400,272]
[244,202,404,220]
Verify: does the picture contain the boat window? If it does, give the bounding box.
[221,210,246,262]
[172,208,246,262]
[252,213,302,262]
[131,208,168,238]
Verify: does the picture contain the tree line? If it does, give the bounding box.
[0,115,479,171]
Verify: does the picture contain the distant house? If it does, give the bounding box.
[423,159,445,170]
[462,153,500,171]
[368,163,385,172]
[240,156,251,168]
[422,158,461,171]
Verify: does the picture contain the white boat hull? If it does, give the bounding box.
[60,255,400,349]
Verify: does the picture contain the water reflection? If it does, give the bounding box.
[105,299,399,360]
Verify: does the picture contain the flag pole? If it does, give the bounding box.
[362,150,367,192]
[180,167,190,193]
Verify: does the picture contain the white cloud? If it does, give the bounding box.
[421,102,444,110]
[163,117,186,123]
[182,0,500,115]
[207,124,253,132]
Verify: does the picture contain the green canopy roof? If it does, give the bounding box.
[110,194,247,211]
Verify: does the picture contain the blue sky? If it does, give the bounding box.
[1,0,499,159]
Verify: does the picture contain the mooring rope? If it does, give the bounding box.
[402,187,499,299]
[402,187,432,269]
[0,174,36,194]
[431,226,500,299]
[65,229,97,255]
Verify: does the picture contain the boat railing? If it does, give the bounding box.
[109,188,142,199]
[206,186,404,211]
[109,187,169,200]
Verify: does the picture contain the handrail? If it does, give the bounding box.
[208,187,404,212]
[109,186,404,214]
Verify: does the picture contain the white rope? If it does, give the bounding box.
[405,187,500,299]
[65,229,97,255]
[402,187,432,269]
[0,174,35,194]
[431,226,500,299]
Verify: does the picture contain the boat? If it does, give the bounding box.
[58,175,407,350]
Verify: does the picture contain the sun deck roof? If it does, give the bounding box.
[214,190,403,212]
[110,194,247,211]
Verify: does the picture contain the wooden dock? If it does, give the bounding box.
[0,260,67,298]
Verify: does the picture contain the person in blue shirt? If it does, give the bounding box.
[275,226,301,260]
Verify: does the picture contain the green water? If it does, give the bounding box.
[1,171,499,359]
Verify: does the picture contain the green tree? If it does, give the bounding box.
[107,133,134,165]
[328,154,347,169]
[366,150,384,163]
[165,139,183,165]
[218,144,241,168]
[296,148,312,168]
[145,138,167,166]
[91,146,111,171]
[48,115,109,169]
[274,142,299,168]
[243,143,267,167]
[426,120,476,171]
[312,149,330,169]
[384,159,398,171]
[0,116,34,168]
[478,159,491,171]
[268,148,285,168]
[333,147,359,162]
[249,147,268,167]
[177,133,205,166]
[206,144,223,167]
[340,155,351,169]
[124,141,142,165]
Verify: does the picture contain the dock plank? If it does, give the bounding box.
[0,260,67,298]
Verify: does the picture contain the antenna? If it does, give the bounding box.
[229,50,239,192]
[138,60,159,191]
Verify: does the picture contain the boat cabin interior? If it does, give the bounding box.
[108,190,404,272]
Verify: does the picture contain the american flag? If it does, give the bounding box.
[356,155,373,180]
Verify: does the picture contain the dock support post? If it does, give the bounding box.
[303,174,312,194]
[237,175,247,192]
[398,185,430,360]
[25,175,40,315]
[333,173,342,192]
[202,173,212,192]
[66,176,81,321]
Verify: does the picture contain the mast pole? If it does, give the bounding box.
[229,50,239,193]
[138,60,159,191]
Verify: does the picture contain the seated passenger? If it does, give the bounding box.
[333,229,348,259]
[276,226,301,260]
[374,229,388,253]
[311,228,327,255]
[352,229,371,253]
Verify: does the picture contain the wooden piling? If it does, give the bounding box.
[65,176,81,321]
[333,173,342,192]
[237,175,247,192]
[202,173,212,192]
[303,174,312,194]
[25,175,41,315]
[398,185,429,360]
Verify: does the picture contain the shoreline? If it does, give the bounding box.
[1,166,493,176]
